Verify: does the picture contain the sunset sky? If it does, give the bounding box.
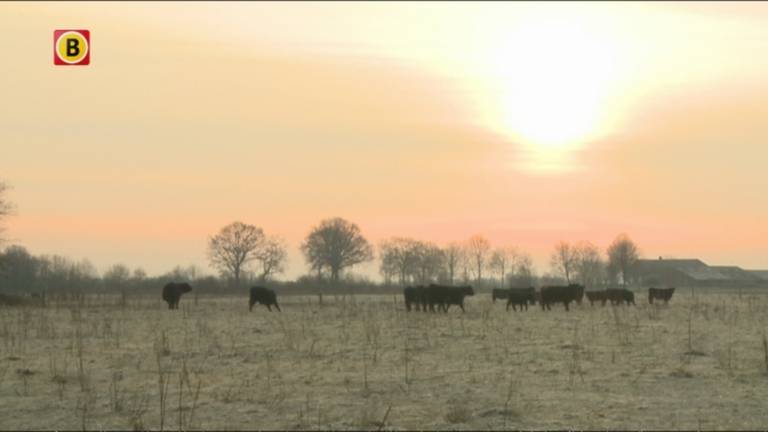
[2,2,768,279]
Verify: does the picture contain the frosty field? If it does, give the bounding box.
[1,289,768,430]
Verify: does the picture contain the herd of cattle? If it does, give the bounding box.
[159,282,676,312]
[404,284,676,313]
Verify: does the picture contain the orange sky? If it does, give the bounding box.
[2,2,767,278]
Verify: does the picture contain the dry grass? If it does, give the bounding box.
[1,288,768,429]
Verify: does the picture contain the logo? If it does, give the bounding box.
[54,30,90,66]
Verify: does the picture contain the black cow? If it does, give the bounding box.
[585,290,608,306]
[162,282,192,310]
[426,284,474,312]
[249,286,281,312]
[539,284,584,311]
[491,288,509,303]
[573,284,585,305]
[505,287,536,311]
[606,288,635,306]
[404,286,428,312]
[648,287,675,305]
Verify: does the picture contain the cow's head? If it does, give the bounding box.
[178,282,193,293]
[461,285,474,296]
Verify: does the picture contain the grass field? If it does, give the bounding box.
[1,288,768,430]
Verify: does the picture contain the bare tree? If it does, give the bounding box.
[550,241,578,284]
[507,251,536,287]
[573,241,606,289]
[132,267,147,281]
[413,241,445,285]
[607,233,640,287]
[0,181,15,244]
[489,247,515,288]
[443,242,464,286]
[379,238,418,286]
[207,221,265,286]
[103,263,131,289]
[301,217,373,282]
[255,236,288,282]
[466,234,491,285]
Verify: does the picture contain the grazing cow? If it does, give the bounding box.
[648,287,675,305]
[491,288,509,303]
[426,284,474,312]
[573,284,585,305]
[404,286,427,312]
[539,284,584,311]
[249,286,281,312]
[162,282,192,310]
[505,287,536,311]
[606,288,635,306]
[585,290,608,306]
[0,293,27,307]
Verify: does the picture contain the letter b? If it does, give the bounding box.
[66,38,80,57]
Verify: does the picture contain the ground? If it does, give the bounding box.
[1,288,768,430]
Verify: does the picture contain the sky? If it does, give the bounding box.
[2,2,768,279]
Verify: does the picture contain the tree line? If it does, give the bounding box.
[0,179,640,295]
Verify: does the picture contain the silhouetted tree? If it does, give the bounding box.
[301,217,373,282]
[489,247,515,288]
[207,222,265,286]
[607,233,640,287]
[379,237,419,286]
[466,234,491,284]
[444,242,465,286]
[0,181,14,244]
[256,236,288,281]
[507,251,536,287]
[574,241,606,289]
[103,263,131,290]
[550,241,578,284]
[412,241,445,285]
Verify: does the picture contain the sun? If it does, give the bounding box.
[477,10,626,169]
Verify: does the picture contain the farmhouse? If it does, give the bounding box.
[633,258,766,287]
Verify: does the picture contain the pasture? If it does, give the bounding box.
[1,288,768,430]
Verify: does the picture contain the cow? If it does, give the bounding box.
[648,287,675,305]
[505,287,536,311]
[573,284,585,305]
[491,288,509,303]
[426,284,474,312]
[404,286,427,312]
[585,290,608,306]
[539,284,584,311]
[443,285,475,312]
[162,282,192,310]
[0,293,28,307]
[606,288,635,306]
[249,286,281,312]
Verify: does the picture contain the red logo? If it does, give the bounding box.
[54,30,90,66]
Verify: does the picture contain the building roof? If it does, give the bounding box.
[746,270,768,281]
[635,258,729,281]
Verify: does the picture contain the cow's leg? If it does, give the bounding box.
[564,301,570,312]
[266,304,272,312]
[405,301,411,312]
[274,302,281,312]
[459,303,466,313]
[506,301,511,312]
